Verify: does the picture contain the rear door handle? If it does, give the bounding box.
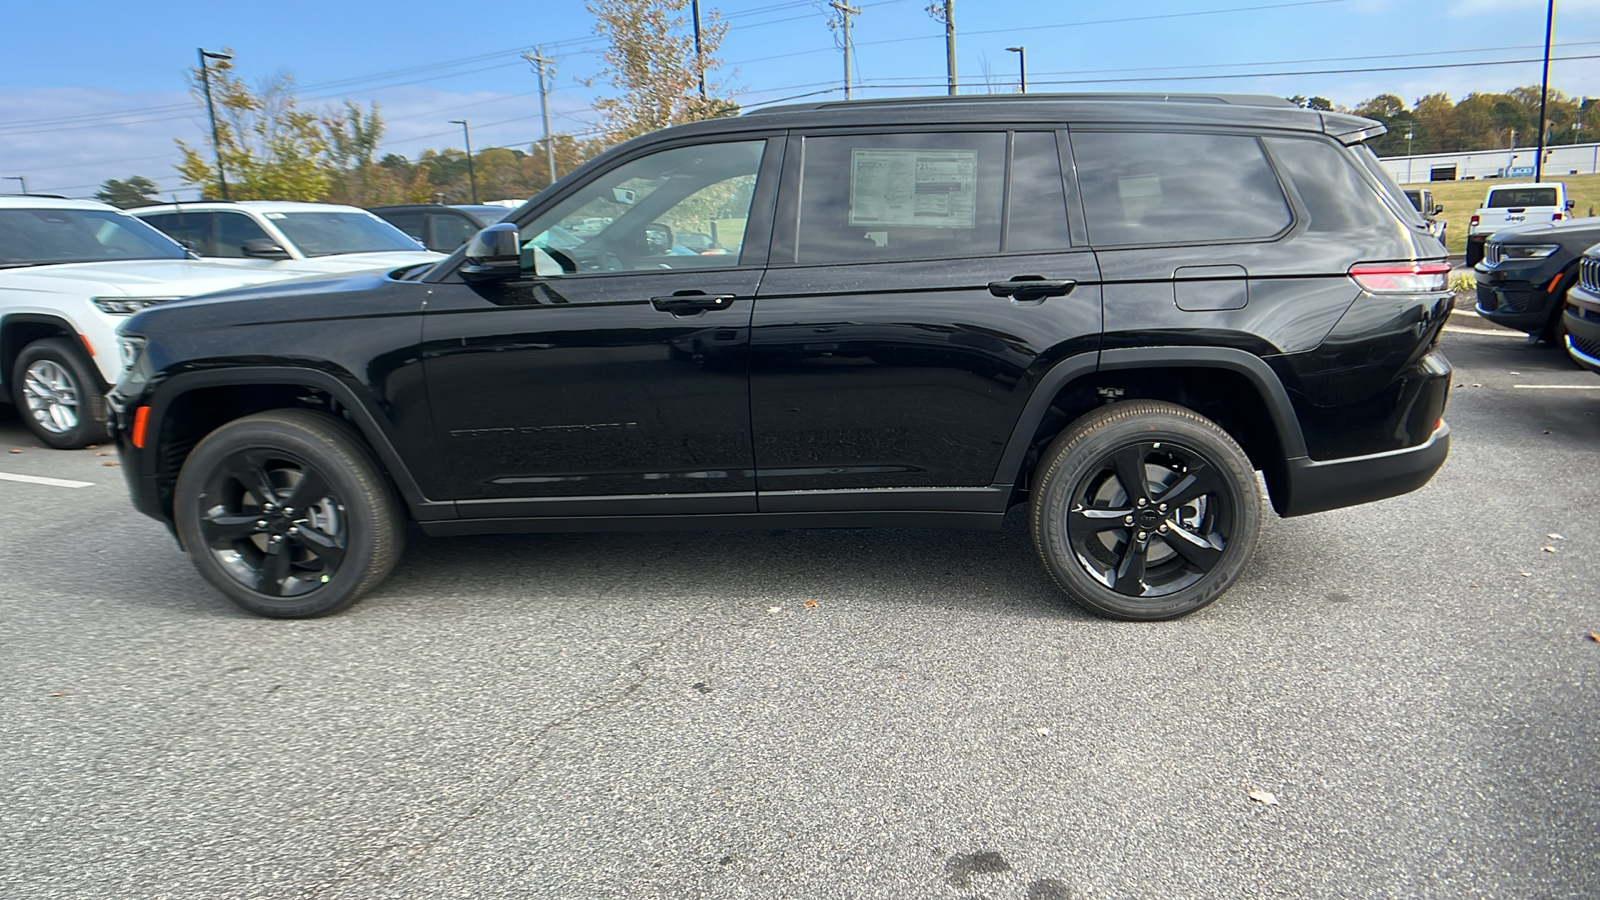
[988,277,1077,301]
[650,291,737,315]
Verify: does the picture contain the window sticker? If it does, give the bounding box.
[1115,174,1163,222]
[848,148,977,229]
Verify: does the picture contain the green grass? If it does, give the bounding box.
[1401,172,1600,256]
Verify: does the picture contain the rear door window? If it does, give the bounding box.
[214,211,271,257]
[141,212,215,255]
[1071,131,1290,245]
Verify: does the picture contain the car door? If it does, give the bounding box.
[751,128,1101,511]
[418,136,783,518]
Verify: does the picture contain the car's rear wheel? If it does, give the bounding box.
[12,338,109,449]
[1030,400,1261,620]
[173,409,404,618]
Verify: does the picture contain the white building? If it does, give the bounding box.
[1379,142,1600,185]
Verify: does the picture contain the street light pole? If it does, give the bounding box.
[4,176,26,194]
[1534,0,1554,181]
[450,119,477,205]
[198,48,233,200]
[1006,46,1026,94]
[1406,130,1414,183]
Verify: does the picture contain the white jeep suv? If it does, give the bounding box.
[132,201,444,274]
[0,197,316,448]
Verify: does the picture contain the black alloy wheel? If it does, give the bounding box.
[1031,400,1261,620]
[174,410,404,617]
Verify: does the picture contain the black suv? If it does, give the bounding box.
[109,94,1453,621]
[1562,245,1600,373]
[1474,217,1600,343]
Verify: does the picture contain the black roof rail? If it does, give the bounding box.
[744,92,1301,116]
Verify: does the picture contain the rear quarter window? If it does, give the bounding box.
[1071,131,1290,246]
[1265,137,1401,235]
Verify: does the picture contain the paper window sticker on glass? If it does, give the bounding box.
[848,148,977,229]
[1116,174,1163,223]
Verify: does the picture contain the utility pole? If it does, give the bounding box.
[450,119,477,204]
[1534,0,1554,181]
[691,0,706,100]
[832,0,857,99]
[523,49,559,187]
[929,0,956,96]
[198,48,233,200]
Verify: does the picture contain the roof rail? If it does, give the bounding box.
[0,192,71,199]
[744,92,1300,116]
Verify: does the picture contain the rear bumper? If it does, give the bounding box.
[1276,421,1450,517]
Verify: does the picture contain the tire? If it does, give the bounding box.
[1029,400,1262,621]
[11,338,109,449]
[173,409,405,618]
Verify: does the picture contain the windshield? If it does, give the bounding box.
[1486,188,1558,208]
[269,211,425,257]
[0,208,187,267]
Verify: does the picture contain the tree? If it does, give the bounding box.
[587,0,739,143]
[95,176,161,209]
[174,53,331,200]
[322,101,412,206]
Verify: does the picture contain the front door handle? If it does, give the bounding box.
[650,291,737,315]
[988,277,1077,301]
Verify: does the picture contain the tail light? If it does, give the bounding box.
[1349,261,1452,293]
[1470,214,1481,227]
[1553,213,1564,221]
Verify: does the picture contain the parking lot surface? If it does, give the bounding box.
[2,316,1596,899]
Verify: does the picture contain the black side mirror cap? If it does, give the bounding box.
[241,238,292,260]
[461,222,522,283]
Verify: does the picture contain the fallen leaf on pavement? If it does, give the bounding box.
[1509,371,1520,375]
[768,606,781,614]
[1548,533,1565,540]
[1036,726,1050,737]
[803,600,819,608]
[1542,546,1557,553]
[103,461,119,467]
[1521,572,1533,577]
[1247,789,1279,806]
[7,449,20,454]
[1585,632,1600,643]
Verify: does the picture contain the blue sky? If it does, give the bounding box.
[2,0,1598,199]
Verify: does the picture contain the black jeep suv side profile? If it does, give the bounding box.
[109,93,1453,620]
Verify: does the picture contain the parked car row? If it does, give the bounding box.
[1470,202,1600,374]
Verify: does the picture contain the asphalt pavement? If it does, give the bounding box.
[1,314,1596,899]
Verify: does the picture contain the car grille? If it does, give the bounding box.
[1570,333,1600,363]
[1581,257,1600,293]
[1484,242,1504,265]
[1476,284,1542,314]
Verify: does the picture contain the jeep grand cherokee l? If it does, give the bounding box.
[1474,216,1600,344]
[108,93,1453,621]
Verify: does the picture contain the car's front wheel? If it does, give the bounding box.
[1030,400,1261,620]
[173,409,405,618]
[12,338,109,449]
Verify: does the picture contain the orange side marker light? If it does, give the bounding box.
[131,406,150,449]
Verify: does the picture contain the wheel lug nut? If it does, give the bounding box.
[1124,515,1134,525]
[1137,498,1147,507]
[256,520,268,528]
[1159,524,1168,533]
[1159,503,1167,512]
[1137,531,1147,540]
[287,526,299,535]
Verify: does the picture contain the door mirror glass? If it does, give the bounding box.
[612,187,637,206]
[644,222,674,254]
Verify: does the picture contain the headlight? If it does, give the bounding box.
[92,296,178,315]
[118,335,146,372]
[1500,244,1561,260]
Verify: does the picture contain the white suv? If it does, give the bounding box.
[0,197,316,448]
[132,201,444,274]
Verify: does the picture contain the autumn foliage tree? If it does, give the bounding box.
[175,53,330,200]
[587,0,739,143]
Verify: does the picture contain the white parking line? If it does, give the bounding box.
[0,472,94,488]
[1512,384,1600,390]
[1444,325,1521,337]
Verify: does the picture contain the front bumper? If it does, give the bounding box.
[1564,284,1600,375]
[1474,262,1565,333]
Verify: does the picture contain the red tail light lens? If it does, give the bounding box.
[1349,261,1453,293]
[1553,213,1564,221]
[1470,214,1480,226]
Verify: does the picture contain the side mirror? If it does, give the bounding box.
[1566,199,1576,210]
[612,187,637,206]
[1431,204,1444,216]
[461,223,522,283]
[644,222,674,254]
[241,238,292,260]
